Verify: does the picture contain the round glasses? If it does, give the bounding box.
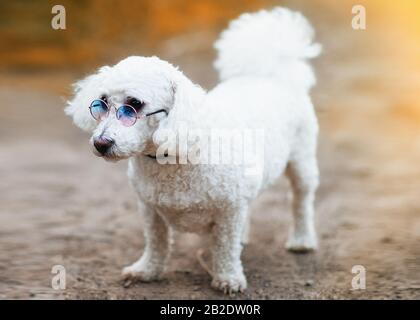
[89,99,167,127]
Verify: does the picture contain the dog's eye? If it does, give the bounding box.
[126,97,144,110]
[100,95,108,103]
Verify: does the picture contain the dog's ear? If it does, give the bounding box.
[65,66,111,132]
[153,72,205,146]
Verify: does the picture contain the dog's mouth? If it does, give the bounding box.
[91,144,126,162]
[99,152,119,162]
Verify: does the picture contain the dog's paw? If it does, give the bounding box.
[286,231,318,253]
[211,272,247,295]
[121,263,162,286]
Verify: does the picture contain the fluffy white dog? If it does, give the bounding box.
[66,7,321,294]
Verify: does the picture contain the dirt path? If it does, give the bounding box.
[1,4,419,299]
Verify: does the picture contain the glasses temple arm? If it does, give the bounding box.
[144,109,168,117]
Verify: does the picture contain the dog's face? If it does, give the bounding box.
[66,56,180,161]
[87,91,168,161]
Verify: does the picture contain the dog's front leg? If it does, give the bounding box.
[211,208,247,294]
[122,204,172,282]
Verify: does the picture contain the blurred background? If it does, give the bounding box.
[0,0,419,299]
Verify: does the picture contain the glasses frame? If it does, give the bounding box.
[89,99,168,127]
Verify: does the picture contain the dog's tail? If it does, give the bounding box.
[214,7,321,90]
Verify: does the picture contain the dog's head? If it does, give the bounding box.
[65,56,205,161]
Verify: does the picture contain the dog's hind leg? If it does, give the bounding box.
[285,148,319,252]
[122,203,172,283]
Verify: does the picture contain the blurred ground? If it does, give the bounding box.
[0,1,420,299]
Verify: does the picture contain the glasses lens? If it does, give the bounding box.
[90,100,109,121]
[116,105,137,126]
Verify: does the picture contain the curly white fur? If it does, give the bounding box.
[66,7,321,294]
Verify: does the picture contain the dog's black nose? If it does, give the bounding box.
[93,136,114,155]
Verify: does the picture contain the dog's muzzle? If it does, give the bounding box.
[93,136,114,155]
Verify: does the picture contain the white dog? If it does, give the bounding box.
[66,7,321,294]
